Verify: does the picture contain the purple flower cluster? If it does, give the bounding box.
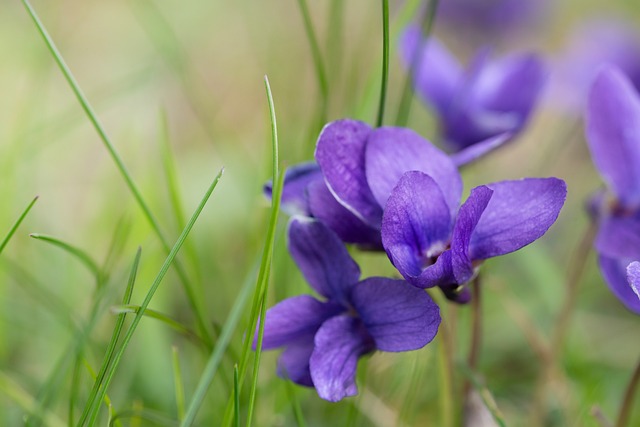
[400,26,545,164]
[259,119,566,400]
[585,65,640,314]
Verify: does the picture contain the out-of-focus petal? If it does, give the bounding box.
[476,53,545,120]
[263,162,323,216]
[469,178,567,260]
[599,255,640,314]
[450,186,494,283]
[586,66,640,208]
[626,261,640,301]
[451,132,513,166]
[277,337,316,387]
[314,119,382,226]
[256,295,344,350]
[399,27,461,114]
[350,277,440,352]
[310,315,374,402]
[288,218,361,304]
[381,172,452,281]
[307,180,382,249]
[366,128,462,217]
[595,214,640,260]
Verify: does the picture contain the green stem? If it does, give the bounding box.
[376,0,390,127]
[465,275,482,395]
[395,0,440,126]
[615,354,640,427]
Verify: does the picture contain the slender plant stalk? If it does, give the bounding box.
[458,364,507,427]
[233,365,240,427]
[20,0,214,348]
[395,0,440,126]
[532,221,596,425]
[465,275,483,396]
[437,316,455,427]
[376,0,390,127]
[284,380,307,427]
[83,169,223,426]
[0,372,66,427]
[296,0,329,133]
[0,195,38,255]
[615,354,640,427]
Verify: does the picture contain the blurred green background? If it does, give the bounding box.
[1,0,640,425]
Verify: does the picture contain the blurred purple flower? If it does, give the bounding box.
[257,218,440,401]
[315,119,566,302]
[552,20,640,113]
[585,65,640,314]
[437,0,548,40]
[400,26,545,164]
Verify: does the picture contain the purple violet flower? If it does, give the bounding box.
[257,217,440,401]
[436,0,549,41]
[400,26,545,165]
[585,65,640,314]
[315,119,566,302]
[552,19,640,113]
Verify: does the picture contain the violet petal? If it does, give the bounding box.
[599,255,640,314]
[277,337,316,387]
[264,162,323,216]
[366,127,462,218]
[350,277,440,352]
[450,186,494,284]
[288,218,361,304]
[256,295,344,350]
[595,214,640,260]
[314,119,382,226]
[307,180,383,249]
[586,65,640,208]
[451,132,513,166]
[469,178,567,260]
[399,27,462,114]
[626,261,640,301]
[381,171,452,280]
[310,315,374,402]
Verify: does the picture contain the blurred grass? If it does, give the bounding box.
[0,0,639,426]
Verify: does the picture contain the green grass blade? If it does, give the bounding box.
[184,76,283,427]
[395,0,440,126]
[233,365,240,427]
[0,196,38,256]
[0,371,66,427]
[20,0,214,347]
[458,363,508,427]
[109,409,177,427]
[85,168,223,426]
[179,259,259,427]
[244,74,282,427]
[29,234,102,281]
[77,248,141,427]
[172,347,186,423]
[376,0,390,127]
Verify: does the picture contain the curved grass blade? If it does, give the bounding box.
[184,76,284,427]
[233,365,240,427]
[83,168,224,426]
[20,0,214,347]
[29,234,102,282]
[110,305,203,346]
[0,196,38,256]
